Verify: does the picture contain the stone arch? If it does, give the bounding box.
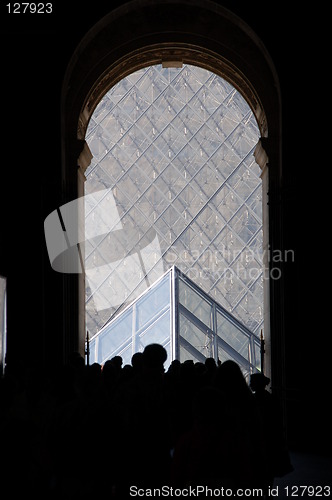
[61,0,282,389]
[62,0,280,144]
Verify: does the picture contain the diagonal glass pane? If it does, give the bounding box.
[179,313,214,359]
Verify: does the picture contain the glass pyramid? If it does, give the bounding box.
[87,266,261,375]
[85,64,262,341]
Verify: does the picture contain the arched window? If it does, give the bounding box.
[84,63,264,368]
[60,0,280,383]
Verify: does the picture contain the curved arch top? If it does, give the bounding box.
[62,0,281,145]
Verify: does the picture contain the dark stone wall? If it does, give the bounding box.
[1,1,328,453]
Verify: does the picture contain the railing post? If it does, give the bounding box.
[260,329,265,374]
[172,267,179,362]
[212,302,218,364]
[85,330,90,366]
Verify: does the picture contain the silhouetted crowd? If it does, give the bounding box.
[0,344,293,499]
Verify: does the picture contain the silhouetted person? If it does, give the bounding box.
[172,385,239,489]
[109,355,123,374]
[214,360,267,489]
[142,343,167,375]
[205,357,217,370]
[203,357,217,386]
[165,359,181,383]
[131,351,144,375]
[113,344,172,495]
[101,359,117,397]
[250,373,293,491]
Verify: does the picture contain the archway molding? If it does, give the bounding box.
[62,0,280,145]
[77,43,268,141]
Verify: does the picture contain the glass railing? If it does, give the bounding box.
[86,266,261,375]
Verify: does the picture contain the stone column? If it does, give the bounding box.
[77,141,92,357]
[254,139,271,383]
